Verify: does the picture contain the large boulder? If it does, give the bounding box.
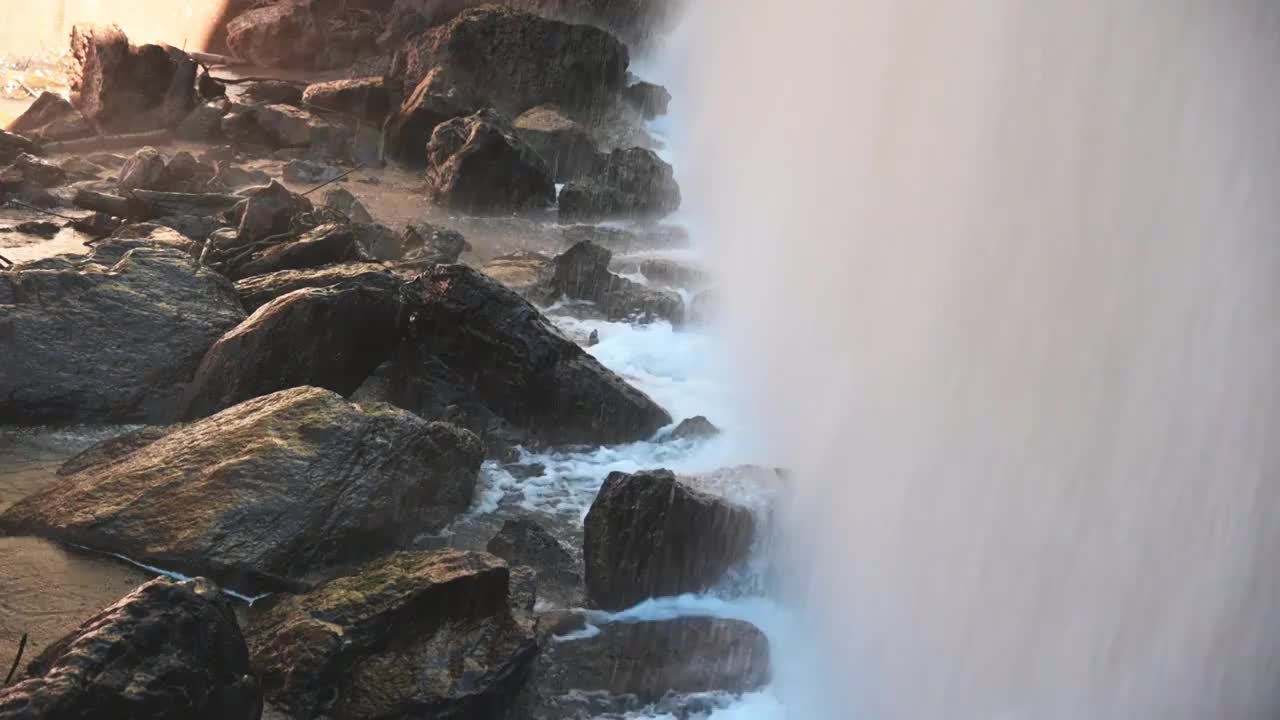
[389,6,628,117]
[0,578,260,720]
[551,240,684,324]
[622,81,672,119]
[118,146,169,191]
[525,616,770,717]
[246,550,536,719]
[583,469,757,609]
[559,147,681,221]
[226,223,363,280]
[479,251,555,300]
[226,0,380,70]
[640,257,712,290]
[303,77,392,123]
[512,104,604,181]
[182,278,403,418]
[0,387,483,593]
[424,110,556,213]
[0,153,68,190]
[487,518,580,605]
[361,264,671,447]
[0,246,245,425]
[6,91,93,142]
[234,263,395,312]
[0,130,38,165]
[69,25,198,133]
[382,68,473,166]
[401,222,470,264]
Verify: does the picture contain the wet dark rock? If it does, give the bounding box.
[283,158,345,184]
[118,146,169,191]
[389,6,628,120]
[252,103,335,148]
[177,99,232,142]
[11,221,61,238]
[227,222,362,280]
[559,147,681,222]
[401,221,469,264]
[622,81,672,119]
[182,277,402,418]
[0,578,261,720]
[670,415,721,441]
[234,263,397,312]
[0,246,245,424]
[154,214,227,242]
[513,104,604,182]
[165,151,215,185]
[551,240,684,324]
[321,186,373,223]
[583,469,757,609]
[640,257,712,290]
[230,180,314,244]
[424,109,556,213]
[687,288,717,326]
[69,25,198,133]
[72,211,122,238]
[525,617,770,716]
[1,153,67,189]
[237,80,305,107]
[246,550,536,720]
[60,156,104,178]
[479,250,555,300]
[214,161,272,190]
[487,518,581,606]
[107,224,202,258]
[303,76,391,123]
[0,387,483,593]
[6,91,93,142]
[503,462,547,480]
[360,264,671,447]
[0,131,38,165]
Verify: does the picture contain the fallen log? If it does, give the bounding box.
[73,189,242,221]
[73,189,139,219]
[42,129,174,156]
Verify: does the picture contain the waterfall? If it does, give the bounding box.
[682,2,1280,718]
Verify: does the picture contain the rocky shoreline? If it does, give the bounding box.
[0,3,775,718]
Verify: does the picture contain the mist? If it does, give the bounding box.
[0,0,226,55]
[687,2,1280,718]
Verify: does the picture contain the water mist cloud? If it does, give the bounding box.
[687,2,1280,718]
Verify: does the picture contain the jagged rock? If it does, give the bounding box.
[0,246,245,424]
[59,157,103,177]
[9,221,61,239]
[177,99,231,141]
[182,277,402,418]
[559,147,681,221]
[423,109,556,213]
[0,130,39,165]
[234,263,396,312]
[513,105,603,182]
[382,68,472,166]
[0,153,67,189]
[237,80,305,106]
[69,25,198,133]
[107,223,201,258]
[246,550,536,719]
[252,103,334,148]
[389,6,628,119]
[6,91,93,142]
[283,158,344,184]
[669,415,721,441]
[583,469,757,609]
[525,617,770,716]
[358,264,671,447]
[303,77,391,123]
[622,81,672,119]
[0,387,483,593]
[231,180,313,244]
[227,223,362,280]
[487,518,580,606]
[118,146,168,191]
[551,240,684,324]
[479,251,555,300]
[401,222,469,264]
[640,257,712,290]
[322,186,373,223]
[226,0,381,70]
[214,162,272,189]
[0,578,261,720]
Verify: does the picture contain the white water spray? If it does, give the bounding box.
[684,2,1280,718]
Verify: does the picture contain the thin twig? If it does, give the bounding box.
[301,165,362,197]
[207,75,308,86]
[15,81,37,99]
[4,633,27,685]
[0,254,13,269]
[8,200,75,221]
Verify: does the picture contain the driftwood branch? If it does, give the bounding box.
[3,633,27,686]
[73,190,138,219]
[74,190,242,221]
[0,253,13,269]
[42,130,174,156]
